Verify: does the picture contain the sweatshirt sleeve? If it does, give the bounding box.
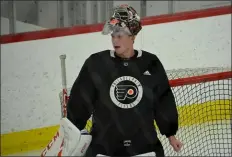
[150,55,179,137]
[67,57,96,130]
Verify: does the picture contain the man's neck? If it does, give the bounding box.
[118,48,135,59]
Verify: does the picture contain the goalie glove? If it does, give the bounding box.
[41,118,92,157]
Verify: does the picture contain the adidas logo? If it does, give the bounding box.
[143,70,151,75]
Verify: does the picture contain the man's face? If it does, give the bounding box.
[111,32,134,55]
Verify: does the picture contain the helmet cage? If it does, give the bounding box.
[102,5,142,36]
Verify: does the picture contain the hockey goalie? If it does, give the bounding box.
[41,3,182,157]
[40,117,92,157]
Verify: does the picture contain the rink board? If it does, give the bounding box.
[1,99,231,156]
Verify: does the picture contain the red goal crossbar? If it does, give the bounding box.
[169,71,232,87]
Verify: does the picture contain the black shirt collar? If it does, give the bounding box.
[110,50,142,60]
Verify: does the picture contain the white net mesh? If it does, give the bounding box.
[59,67,231,156]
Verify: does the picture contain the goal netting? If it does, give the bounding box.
[59,67,231,156]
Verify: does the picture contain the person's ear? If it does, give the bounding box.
[131,35,136,43]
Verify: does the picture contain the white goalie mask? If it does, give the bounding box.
[102,4,142,36]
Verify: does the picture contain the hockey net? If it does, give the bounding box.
[59,67,232,156]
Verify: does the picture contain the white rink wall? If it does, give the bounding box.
[1,14,231,134]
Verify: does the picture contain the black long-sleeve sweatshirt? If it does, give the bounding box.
[67,49,178,145]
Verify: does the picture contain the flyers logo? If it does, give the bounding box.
[116,85,138,101]
[110,18,119,25]
[110,76,143,109]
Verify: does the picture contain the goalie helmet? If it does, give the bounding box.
[102,4,142,36]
